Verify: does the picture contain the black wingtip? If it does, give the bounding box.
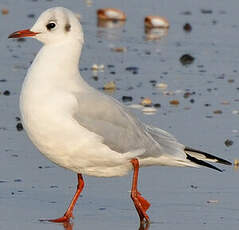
[185,147,232,166]
[186,154,223,172]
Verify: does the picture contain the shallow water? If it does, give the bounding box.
[0,0,239,230]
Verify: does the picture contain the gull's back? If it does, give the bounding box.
[73,86,185,160]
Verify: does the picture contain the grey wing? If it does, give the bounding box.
[73,89,184,158]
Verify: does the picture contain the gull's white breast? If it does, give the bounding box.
[19,45,131,177]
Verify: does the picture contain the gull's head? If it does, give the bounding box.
[9,7,84,45]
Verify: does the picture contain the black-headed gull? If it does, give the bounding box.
[8,7,231,224]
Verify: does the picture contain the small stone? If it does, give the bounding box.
[170,100,180,105]
[122,96,133,102]
[221,101,230,105]
[213,110,222,114]
[224,139,233,147]
[3,90,10,96]
[181,11,192,15]
[183,23,192,32]
[27,14,35,18]
[155,83,168,89]
[107,64,115,69]
[183,92,191,98]
[141,98,152,106]
[103,81,116,90]
[111,47,127,52]
[92,76,98,81]
[190,185,198,189]
[180,54,195,66]
[16,122,23,131]
[201,9,213,14]
[149,80,157,84]
[228,79,234,83]
[153,103,161,108]
[125,66,139,72]
[16,117,21,121]
[207,200,218,204]
[234,159,239,166]
[91,64,104,71]
[86,0,93,7]
[190,99,195,103]
[1,8,9,15]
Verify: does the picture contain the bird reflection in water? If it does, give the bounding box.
[60,221,150,230]
[62,221,73,230]
[97,20,125,40]
[144,27,168,41]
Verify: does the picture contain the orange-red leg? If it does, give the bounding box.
[49,173,84,223]
[130,158,151,223]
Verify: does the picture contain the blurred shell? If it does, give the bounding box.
[144,16,169,29]
[91,64,104,71]
[1,8,9,15]
[103,81,116,90]
[234,159,239,166]
[170,100,180,105]
[141,98,152,106]
[142,107,157,115]
[97,8,126,21]
[155,83,168,89]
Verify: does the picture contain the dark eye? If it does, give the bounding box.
[46,22,56,31]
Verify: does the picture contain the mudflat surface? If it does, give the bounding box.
[0,0,239,230]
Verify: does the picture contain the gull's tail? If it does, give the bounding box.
[185,147,232,172]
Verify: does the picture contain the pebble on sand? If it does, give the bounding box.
[16,122,23,131]
[183,23,192,32]
[155,83,168,89]
[91,64,104,71]
[103,81,116,91]
[213,110,222,114]
[122,96,133,102]
[207,200,219,204]
[97,8,126,21]
[1,8,9,15]
[179,54,195,66]
[170,100,180,105]
[111,47,127,53]
[3,90,10,96]
[234,159,239,166]
[141,98,152,106]
[144,16,169,28]
[224,139,233,147]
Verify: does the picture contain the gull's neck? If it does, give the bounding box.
[24,39,87,92]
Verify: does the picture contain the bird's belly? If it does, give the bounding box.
[20,101,131,177]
